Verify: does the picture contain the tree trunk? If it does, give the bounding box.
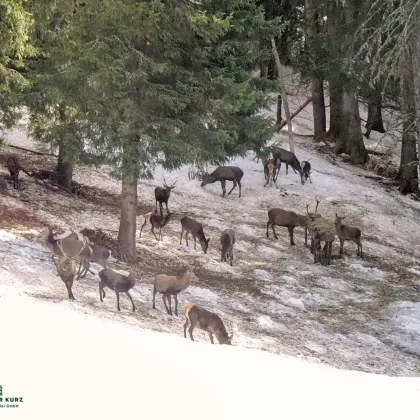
[276,94,282,126]
[271,38,295,153]
[56,143,74,190]
[118,139,139,263]
[312,78,325,142]
[328,81,343,141]
[399,118,418,195]
[321,83,326,132]
[399,39,418,195]
[408,1,420,182]
[305,0,325,142]
[365,88,385,139]
[334,89,368,164]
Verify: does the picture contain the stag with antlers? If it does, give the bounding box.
[155,178,177,216]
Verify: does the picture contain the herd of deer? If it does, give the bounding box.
[4,145,361,346]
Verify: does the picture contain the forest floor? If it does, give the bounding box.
[0,95,419,378]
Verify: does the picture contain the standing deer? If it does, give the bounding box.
[183,304,233,345]
[300,160,312,183]
[139,211,173,241]
[266,208,308,246]
[51,255,77,301]
[272,148,305,184]
[155,178,176,216]
[98,268,136,312]
[220,229,236,266]
[41,228,93,280]
[201,166,244,197]
[263,161,278,188]
[334,213,363,257]
[153,267,196,316]
[7,156,21,189]
[180,216,210,253]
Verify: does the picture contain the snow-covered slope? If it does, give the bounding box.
[0,293,419,420]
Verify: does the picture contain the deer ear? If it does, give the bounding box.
[229,334,233,341]
[207,238,210,244]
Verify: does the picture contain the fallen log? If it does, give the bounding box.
[275,97,313,131]
[8,144,57,157]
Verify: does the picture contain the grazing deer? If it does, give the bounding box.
[220,229,235,266]
[139,211,173,241]
[263,161,278,188]
[334,213,363,257]
[7,156,21,189]
[98,268,136,312]
[266,208,308,246]
[201,166,244,198]
[153,267,196,316]
[183,304,233,345]
[180,216,210,253]
[300,160,312,183]
[155,178,176,216]
[41,228,93,280]
[51,255,77,301]
[272,148,305,184]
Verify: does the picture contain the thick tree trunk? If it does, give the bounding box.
[334,90,368,164]
[56,143,74,190]
[399,118,418,195]
[399,41,418,195]
[305,0,325,142]
[408,2,420,182]
[328,81,343,141]
[365,89,385,138]
[118,139,139,263]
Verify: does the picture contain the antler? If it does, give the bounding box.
[170,179,177,188]
[163,177,168,188]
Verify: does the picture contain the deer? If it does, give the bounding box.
[306,198,336,265]
[180,216,210,253]
[155,178,176,216]
[334,213,363,257]
[98,268,136,312]
[139,211,173,241]
[77,243,110,279]
[300,160,312,183]
[263,161,278,188]
[41,227,94,280]
[153,266,196,316]
[183,304,233,345]
[272,148,305,184]
[266,208,308,246]
[50,255,77,301]
[220,229,235,266]
[6,156,21,189]
[200,166,244,198]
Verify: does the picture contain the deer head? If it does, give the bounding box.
[163,177,177,192]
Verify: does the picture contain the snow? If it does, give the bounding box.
[1,75,420,418]
[0,293,419,420]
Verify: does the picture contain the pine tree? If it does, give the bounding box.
[27,0,278,261]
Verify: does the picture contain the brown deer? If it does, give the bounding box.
[155,178,176,216]
[180,216,210,253]
[153,267,196,316]
[201,166,244,197]
[220,229,235,266]
[7,156,21,189]
[51,255,77,301]
[98,268,136,312]
[300,160,312,183]
[263,161,278,188]
[183,304,233,345]
[41,228,94,280]
[334,213,363,257]
[266,208,308,246]
[272,148,305,184]
[139,211,173,241]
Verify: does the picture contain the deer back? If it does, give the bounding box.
[220,229,235,250]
